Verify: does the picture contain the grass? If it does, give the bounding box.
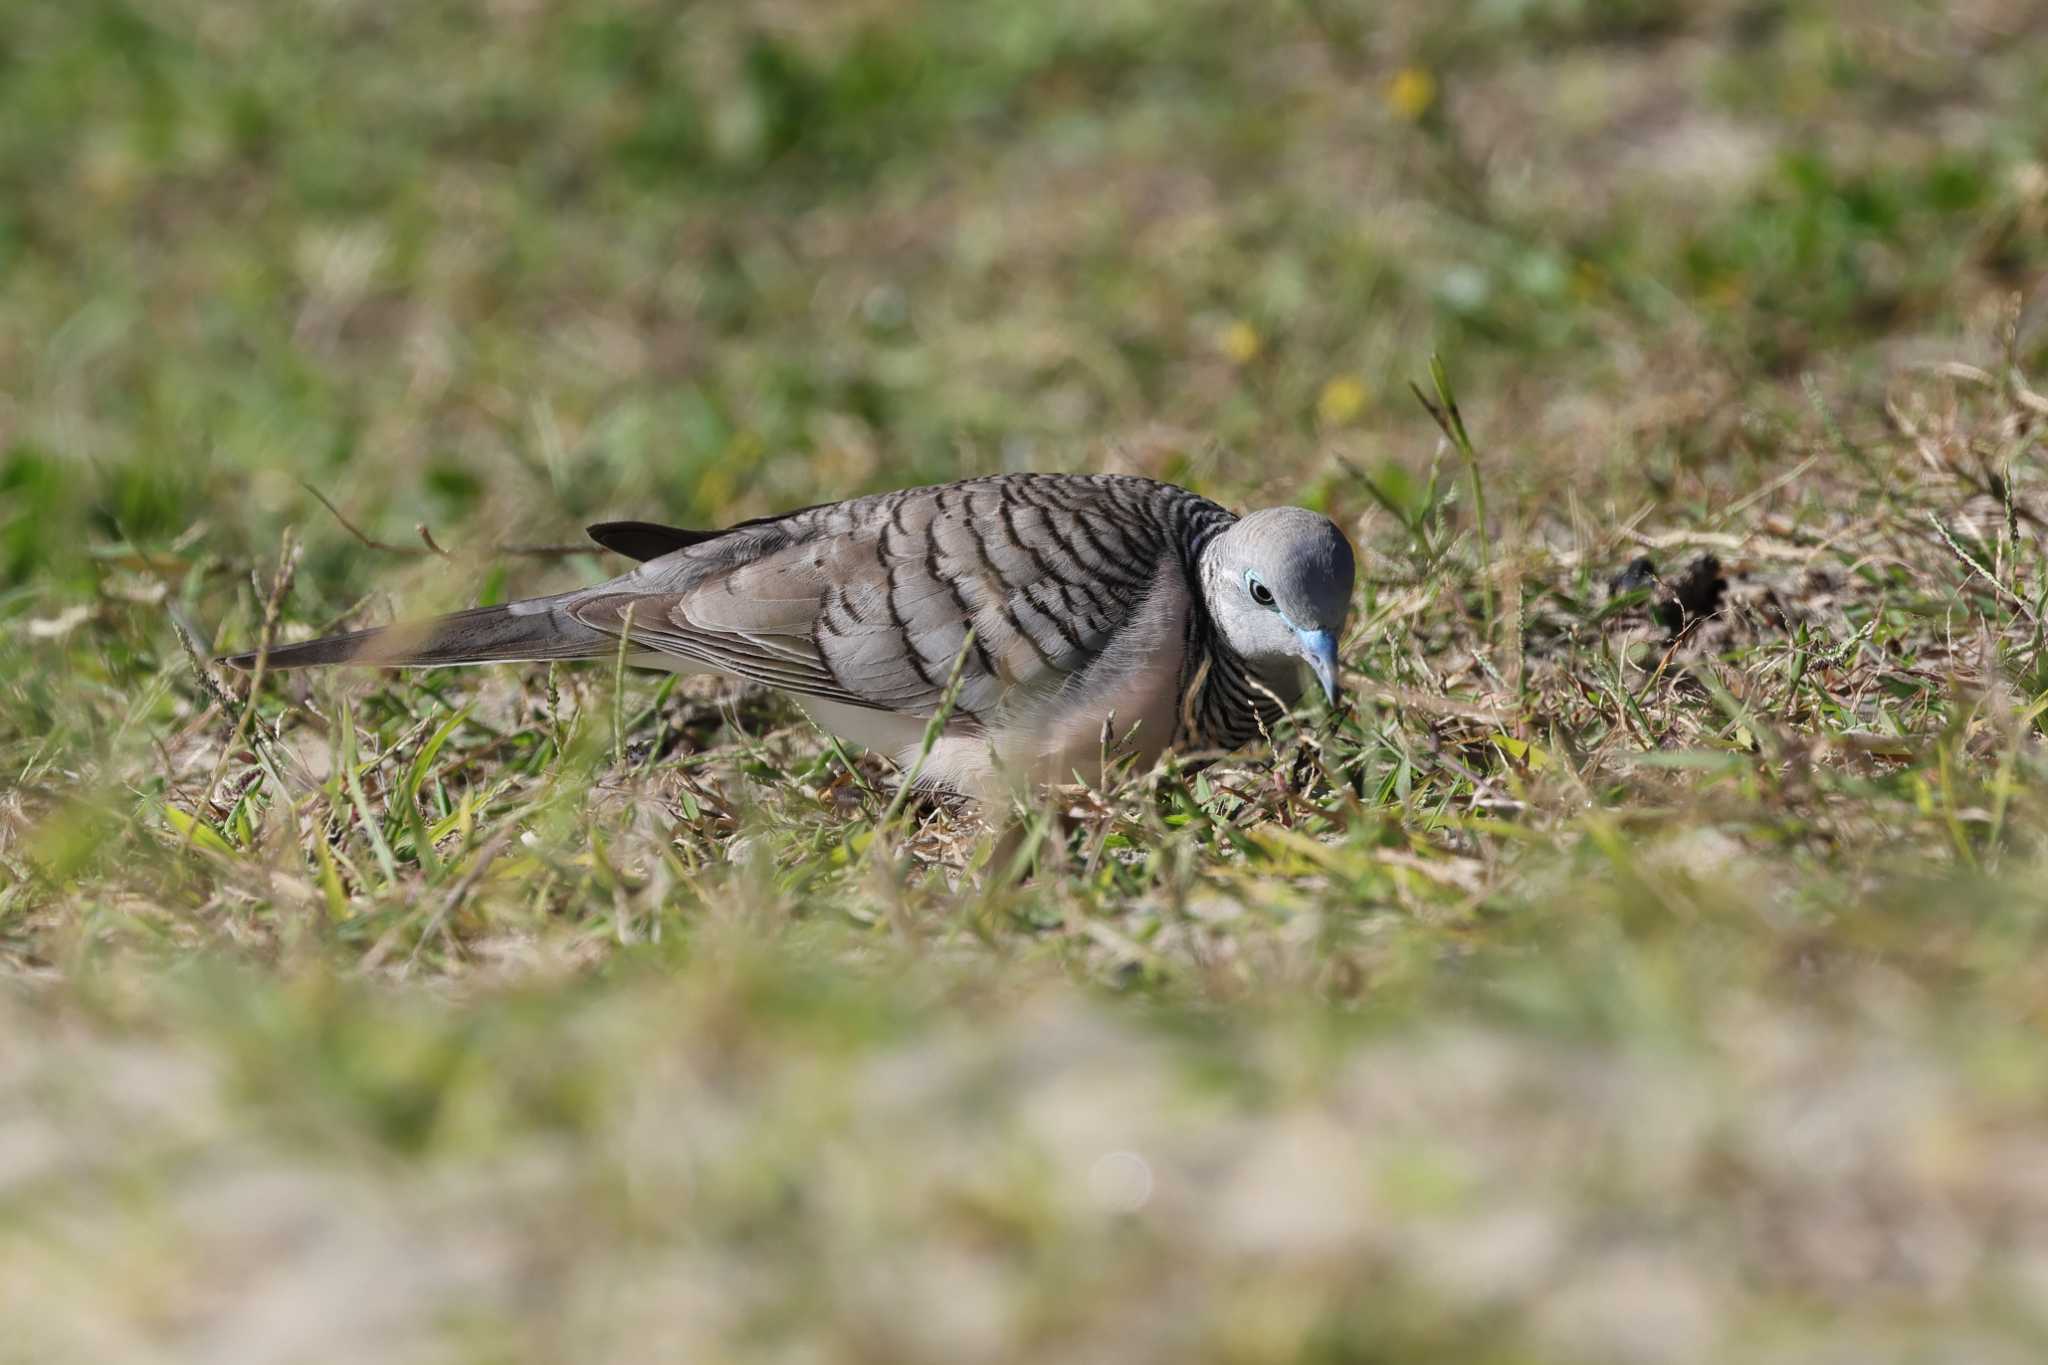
[7,0,2048,1359]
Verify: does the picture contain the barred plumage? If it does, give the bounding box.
[220,474,1354,795]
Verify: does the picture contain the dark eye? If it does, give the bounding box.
[1248,578,1275,607]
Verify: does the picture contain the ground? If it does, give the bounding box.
[6,1,2048,1360]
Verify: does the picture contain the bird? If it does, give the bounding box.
[219,474,1355,795]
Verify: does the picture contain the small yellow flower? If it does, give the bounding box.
[1220,320,1262,364]
[1709,274,1748,310]
[1387,66,1436,122]
[697,464,735,511]
[1317,376,1368,427]
[79,137,140,203]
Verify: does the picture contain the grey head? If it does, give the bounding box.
[1200,506,1356,706]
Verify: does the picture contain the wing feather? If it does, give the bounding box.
[567,481,1180,723]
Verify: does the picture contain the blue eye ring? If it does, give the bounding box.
[1244,571,1276,608]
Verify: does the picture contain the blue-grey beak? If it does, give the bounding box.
[1296,628,1341,705]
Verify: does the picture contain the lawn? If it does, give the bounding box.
[7,1,2048,1359]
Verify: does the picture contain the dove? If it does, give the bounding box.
[220,474,1355,794]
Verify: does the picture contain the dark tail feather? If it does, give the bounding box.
[217,598,609,671]
[586,520,727,562]
[586,502,833,562]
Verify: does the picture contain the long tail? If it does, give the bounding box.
[217,594,611,671]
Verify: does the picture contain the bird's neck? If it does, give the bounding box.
[1178,604,1301,751]
[1185,645,1298,752]
[1179,523,1296,749]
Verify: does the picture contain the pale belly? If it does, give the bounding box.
[627,623,1187,797]
[630,652,955,777]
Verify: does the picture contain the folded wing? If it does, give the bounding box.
[571,480,1178,727]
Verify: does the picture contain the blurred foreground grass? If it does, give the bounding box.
[7,1,2048,1360]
